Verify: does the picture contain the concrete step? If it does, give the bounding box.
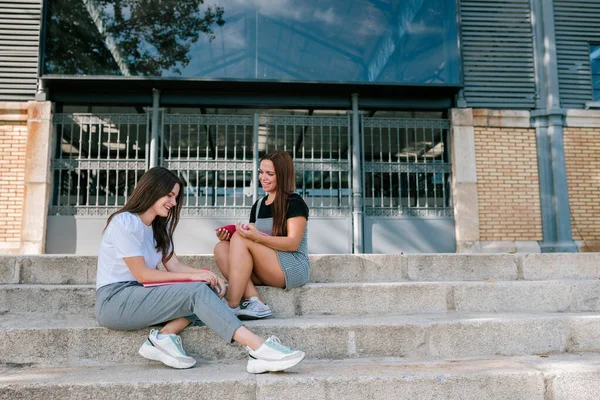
[2,253,600,284]
[2,354,600,400]
[2,312,600,364]
[4,280,600,316]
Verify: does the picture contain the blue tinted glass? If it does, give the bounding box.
[44,0,460,85]
[592,45,600,101]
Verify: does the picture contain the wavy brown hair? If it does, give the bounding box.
[261,150,296,236]
[105,167,184,262]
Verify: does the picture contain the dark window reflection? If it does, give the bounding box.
[44,0,459,85]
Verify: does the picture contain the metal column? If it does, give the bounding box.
[530,0,577,252]
[351,93,363,254]
[149,89,160,168]
[252,113,259,202]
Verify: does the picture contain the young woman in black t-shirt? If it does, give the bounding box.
[214,150,310,320]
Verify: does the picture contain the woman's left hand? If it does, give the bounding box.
[235,222,261,242]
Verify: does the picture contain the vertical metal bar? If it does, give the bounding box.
[95,120,101,207]
[115,121,121,206]
[252,114,259,202]
[56,122,63,208]
[405,120,410,207]
[379,125,383,208]
[87,118,93,207]
[149,89,160,168]
[351,93,363,254]
[76,119,83,207]
[124,123,130,203]
[224,124,228,207]
[105,121,110,207]
[433,126,437,208]
[204,121,209,207]
[414,122,419,208]
[397,124,401,208]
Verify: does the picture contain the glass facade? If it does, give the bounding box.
[592,45,600,102]
[43,0,460,85]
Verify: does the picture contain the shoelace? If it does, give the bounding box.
[242,299,261,311]
[266,336,293,353]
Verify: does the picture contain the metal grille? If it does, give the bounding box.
[362,117,453,217]
[50,112,447,220]
[161,114,256,218]
[460,0,536,108]
[49,113,149,216]
[554,0,600,109]
[258,114,351,217]
[0,0,41,101]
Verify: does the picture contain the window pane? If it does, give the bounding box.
[43,0,460,85]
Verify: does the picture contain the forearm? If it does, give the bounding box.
[136,268,193,283]
[256,235,301,252]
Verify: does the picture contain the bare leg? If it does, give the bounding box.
[159,317,191,335]
[226,234,285,308]
[216,239,265,304]
[232,326,265,351]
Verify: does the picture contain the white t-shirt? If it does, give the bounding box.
[96,212,164,289]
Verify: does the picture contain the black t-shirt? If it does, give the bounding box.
[249,193,309,223]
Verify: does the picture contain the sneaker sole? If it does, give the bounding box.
[138,344,196,369]
[237,312,273,320]
[246,352,306,374]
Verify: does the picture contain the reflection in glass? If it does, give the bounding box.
[44,0,460,85]
[592,45,600,101]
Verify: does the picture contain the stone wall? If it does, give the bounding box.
[564,110,600,251]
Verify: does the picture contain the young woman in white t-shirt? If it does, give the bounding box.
[96,167,305,373]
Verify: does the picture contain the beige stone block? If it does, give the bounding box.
[566,110,600,127]
[454,183,480,243]
[20,182,50,254]
[452,125,477,184]
[473,110,531,128]
[450,108,473,127]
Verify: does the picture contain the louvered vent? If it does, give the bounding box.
[460,0,536,109]
[0,0,41,101]
[554,1,600,109]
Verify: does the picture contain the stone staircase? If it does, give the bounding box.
[1,253,600,399]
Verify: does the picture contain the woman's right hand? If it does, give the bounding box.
[188,269,219,289]
[215,228,231,241]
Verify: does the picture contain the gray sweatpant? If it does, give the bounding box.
[96,281,243,343]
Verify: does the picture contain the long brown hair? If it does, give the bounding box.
[105,167,184,262]
[261,150,296,236]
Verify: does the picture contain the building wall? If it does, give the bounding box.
[473,116,543,242]
[564,123,600,249]
[0,104,28,253]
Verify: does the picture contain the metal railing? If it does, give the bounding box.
[50,112,451,219]
[362,117,453,217]
[50,113,149,216]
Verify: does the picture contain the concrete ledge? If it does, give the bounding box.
[473,109,531,128]
[3,312,598,364]
[5,253,600,284]
[522,253,600,280]
[6,280,600,316]
[565,109,600,127]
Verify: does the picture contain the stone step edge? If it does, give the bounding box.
[2,252,600,284]
[2,354,600,400]
[4,280,600,316]
[2,311,600,364]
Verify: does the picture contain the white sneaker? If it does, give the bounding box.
[247,336,305,373]
[138,329,196,369]
[238,296,272,320]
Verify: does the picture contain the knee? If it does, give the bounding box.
[214,241,229,259]
[229,232,248,247]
